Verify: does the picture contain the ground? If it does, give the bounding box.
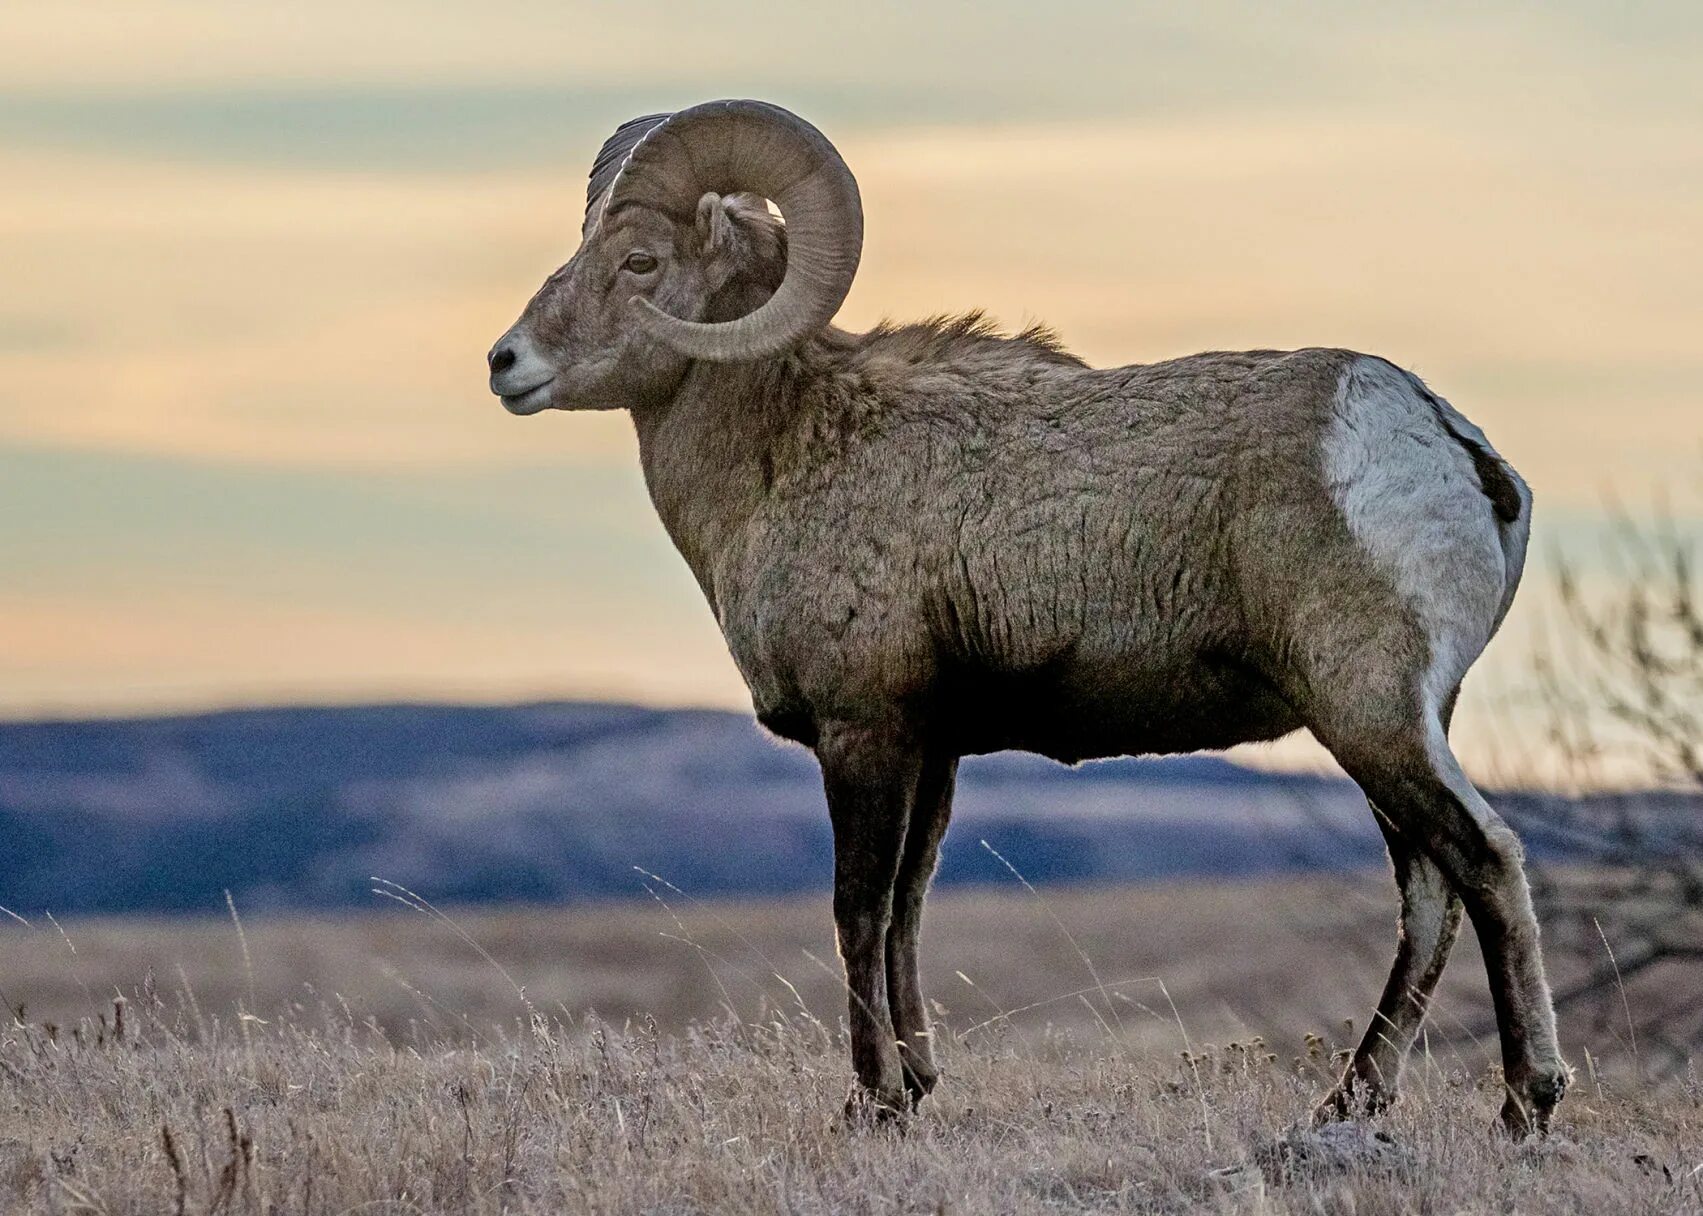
[0,877,1694,1212]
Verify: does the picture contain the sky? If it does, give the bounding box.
[1,2,1699,773]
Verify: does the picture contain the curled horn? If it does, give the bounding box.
[598,99,863,362]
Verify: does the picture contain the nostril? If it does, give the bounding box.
[489,345,517,375]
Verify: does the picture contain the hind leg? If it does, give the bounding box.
[1317,811,1462,1119]
[1319,694,1467,1118]
[1306,352,1552,1127]
[1319,706,1566,1135]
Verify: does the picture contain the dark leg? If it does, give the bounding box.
[816,721,923,1117]
[1321,690,1466,1119]
[885,752,957,1105]
[1318,809,1462,1119]
[1327,717,1567,1136]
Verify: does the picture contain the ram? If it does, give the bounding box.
[487,100,1566,1134]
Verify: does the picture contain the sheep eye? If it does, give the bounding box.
[623,252,658,275]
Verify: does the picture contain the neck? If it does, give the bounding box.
[630,352,814,612]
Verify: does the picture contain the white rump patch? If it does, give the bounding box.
[1323,357,1515,721]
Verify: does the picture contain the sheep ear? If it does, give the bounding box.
[694,192,735,253]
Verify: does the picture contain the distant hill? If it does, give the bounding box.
[0,701,1414,916]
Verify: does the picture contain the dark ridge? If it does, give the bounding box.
[1416,388,1524,524]
[585,112,671,221]
[1464,436,1524,524]
[0,700,1677,917]
[0,700,1378,916]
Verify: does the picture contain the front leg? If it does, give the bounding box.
[886,752,956,1105]
[817,721,923,1119]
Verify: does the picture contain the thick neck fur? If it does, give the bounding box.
[629,347,816,610]
[627,243,800,606]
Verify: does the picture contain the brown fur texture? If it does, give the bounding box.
[487,110,1565,1133]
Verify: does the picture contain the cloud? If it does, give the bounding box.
[0,1,1697,719]
[1,105,1697,492]
[4,1,1696,116]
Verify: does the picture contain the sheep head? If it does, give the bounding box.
[487,100,864,415]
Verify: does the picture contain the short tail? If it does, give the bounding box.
[1407,372,1532,637]
[1484,458,1531,638]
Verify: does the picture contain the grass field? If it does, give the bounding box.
[0,876,1695,1212]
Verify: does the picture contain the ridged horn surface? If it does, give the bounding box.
[599,99,863,362]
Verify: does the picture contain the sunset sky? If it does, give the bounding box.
[2,2,1699,772]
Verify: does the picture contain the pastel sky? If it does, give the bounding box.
[2,2,1699,773]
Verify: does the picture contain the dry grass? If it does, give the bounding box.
[0,998,1698,1214]
[0,877,1696,1213]
[0,877,1497,1049]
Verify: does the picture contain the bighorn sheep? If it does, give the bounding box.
[487,100,1566,1134]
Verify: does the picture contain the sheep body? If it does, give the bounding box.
[487,99,1565,1135]
[639,321,1508,767]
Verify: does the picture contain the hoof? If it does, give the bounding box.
[1313,1078,1395,1125]
[841,1086,909,1130]
[1496,1095,1557,1140]
[901,1061,939,1109]
[1496,1066,1568,1139]
[1495,1099,1536,1140]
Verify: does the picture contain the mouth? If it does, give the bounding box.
[497,379,556,415]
